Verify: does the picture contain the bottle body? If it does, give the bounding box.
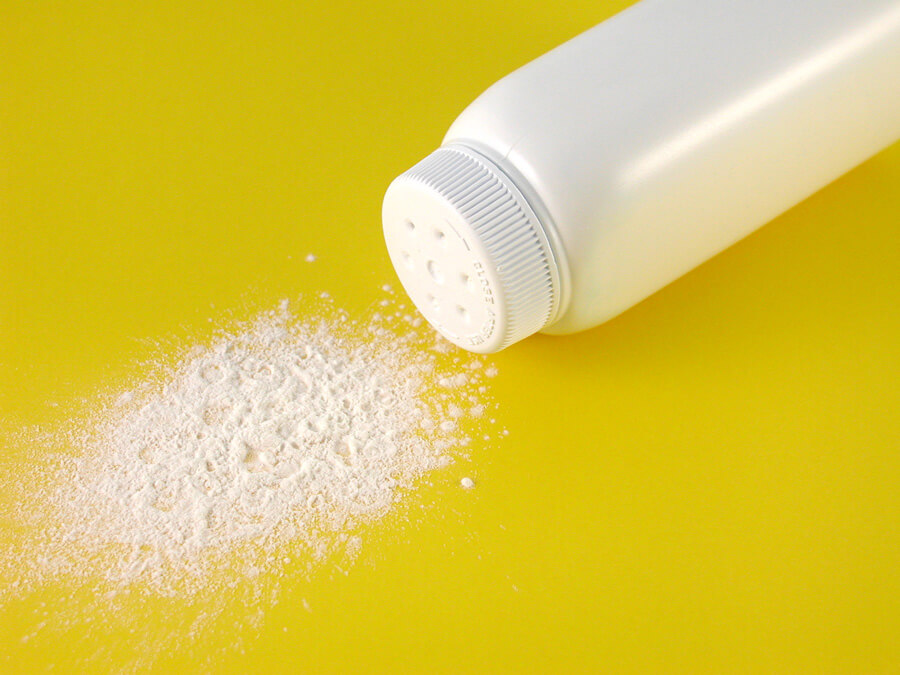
[383,0,900,351]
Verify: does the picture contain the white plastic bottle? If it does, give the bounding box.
[382,0,900,353]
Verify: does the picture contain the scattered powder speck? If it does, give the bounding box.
[0,290,501,662]
[460,477,475,489]
[305,253,317,263]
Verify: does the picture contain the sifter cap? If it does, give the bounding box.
[382,144,560,353]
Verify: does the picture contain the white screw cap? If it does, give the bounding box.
[383,145,559,353]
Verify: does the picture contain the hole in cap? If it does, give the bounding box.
[461,273,477,293]
[426,260,444,284]
[404,220,416,233]
[401,251,414,269]
[455,305,470,323]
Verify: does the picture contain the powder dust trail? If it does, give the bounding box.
[0,290,500,669]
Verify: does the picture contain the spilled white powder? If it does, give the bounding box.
[1,295,498,604]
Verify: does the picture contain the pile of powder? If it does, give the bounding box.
[0,295,498,602]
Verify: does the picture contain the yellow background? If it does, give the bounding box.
[2,1,898,672]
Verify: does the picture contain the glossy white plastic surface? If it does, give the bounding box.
[387,0,900,348]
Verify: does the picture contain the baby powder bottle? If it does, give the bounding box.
[382,0,900,353]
